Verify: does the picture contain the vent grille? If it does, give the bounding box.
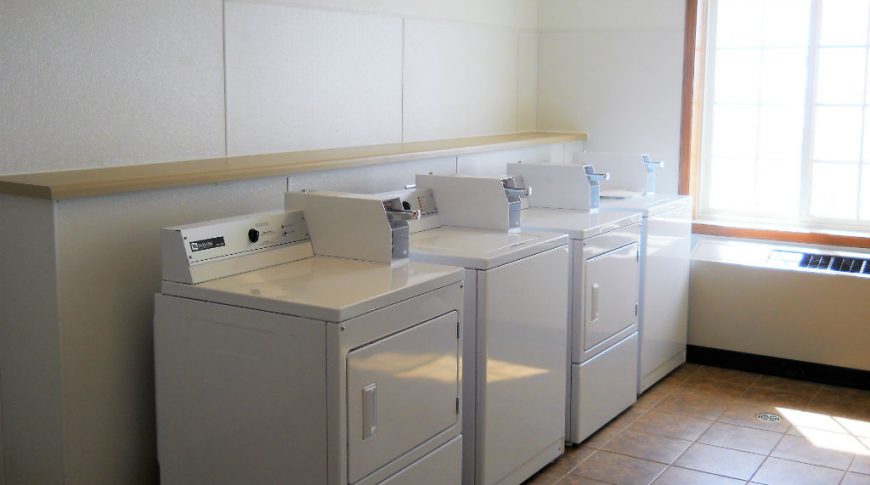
[771,250,870,275]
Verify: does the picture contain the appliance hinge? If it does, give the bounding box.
[636,250,640,262]
[455,397,460,414]
[635,304,638,316]
[456,320,460,339]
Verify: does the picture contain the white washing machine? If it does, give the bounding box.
[506,163,642,444]
[599,194,692,393]
[154,199,465,485]
[372,174,570,485]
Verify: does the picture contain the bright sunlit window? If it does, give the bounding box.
[700,0,870,230]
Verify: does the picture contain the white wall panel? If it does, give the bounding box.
[537,30,684,193]
[283,0,538,29]
[0,0,225,175]
[225,2,403,155]
[457,146,552,175]
[287,157,456,193]
[518,31,539,131]
[404,19,520,141]
[538,0,684,31]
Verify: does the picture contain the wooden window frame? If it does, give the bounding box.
[679,0,870,249]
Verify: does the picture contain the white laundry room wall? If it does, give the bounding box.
[536,0,686,194]
[0,0,538,175]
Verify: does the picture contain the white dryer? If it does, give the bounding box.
[573,152,693,392]
[506,163,642,444]
[373,175,570,485]
[155,201,465,485]
[599,194,692,393]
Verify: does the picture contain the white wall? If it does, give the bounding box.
[537,0,686,194]
[0,0,538,175]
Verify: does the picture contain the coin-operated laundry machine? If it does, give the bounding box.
[365,174,570,485]
[581,153,692,393]
[154,198,465,485]
[506,162,642,445]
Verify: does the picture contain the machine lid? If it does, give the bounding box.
[410,227,568,270]
[599,194,691,217]
[160,256,464,322]
[520,208,642,240]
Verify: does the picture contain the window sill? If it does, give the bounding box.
[692,220,870,249]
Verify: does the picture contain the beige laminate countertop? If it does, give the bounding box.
[0,132,587,200]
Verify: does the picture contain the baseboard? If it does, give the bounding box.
[686,345,870,391]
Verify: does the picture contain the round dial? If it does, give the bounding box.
[248,228,260,243]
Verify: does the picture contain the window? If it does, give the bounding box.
[699,0,870,231]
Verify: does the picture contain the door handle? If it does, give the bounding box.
[591,283,600,323]
[363,383,377,440]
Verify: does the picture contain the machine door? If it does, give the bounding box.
[583,242,639,351]
[347,312,460,484]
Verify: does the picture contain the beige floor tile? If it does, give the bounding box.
[629,410,714,441]
[607,406,650,430]
[600,429,692,464]
[653,392,730,421]
[524,467,568,485]
[653,466,743,485]
[751,375,822,396]
[843,472,870,485]
[665,363,702,382]
[770,433,855,469]
[814,385,870,406]
[684,380,749,399]
[582,424,625,450]
[635,381,684,409]
[570,450,666,485]
[673,443,766,480]
[554,475,611,485]
[698,422,784,454]
[739,388,811,409]
[752,457,845,485]
[688,366,760,387]
[718,402,792,433]
[852,454,870,475]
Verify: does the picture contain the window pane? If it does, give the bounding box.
[861,168,870,219]
[810,162,859,219]
[813,106,863,161]
[715,49,762,104]
[712,105,759,158]
[709,157,756,210]
[759,105,805,161]
[764,0,812,47]
[819,0,870,46]
[761,48,808,105]
[757,158,802,215]
[717,0,764,48]
[816,47,867,104]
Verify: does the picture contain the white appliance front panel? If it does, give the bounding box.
[154,295,327,485]
[581,243,639,352]
[639,204,691,392]
[571,333,638,443]
[477,246,568,485]
[346,312,460,484]
[380,436,462,485]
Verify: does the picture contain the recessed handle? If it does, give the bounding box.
[363,383,377,440]
[591,283,600,323]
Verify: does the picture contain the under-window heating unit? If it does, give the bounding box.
[689,239,870,372]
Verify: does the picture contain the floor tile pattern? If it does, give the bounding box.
[524,364,870,485]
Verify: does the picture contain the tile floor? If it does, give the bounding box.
[524,363,870,485]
